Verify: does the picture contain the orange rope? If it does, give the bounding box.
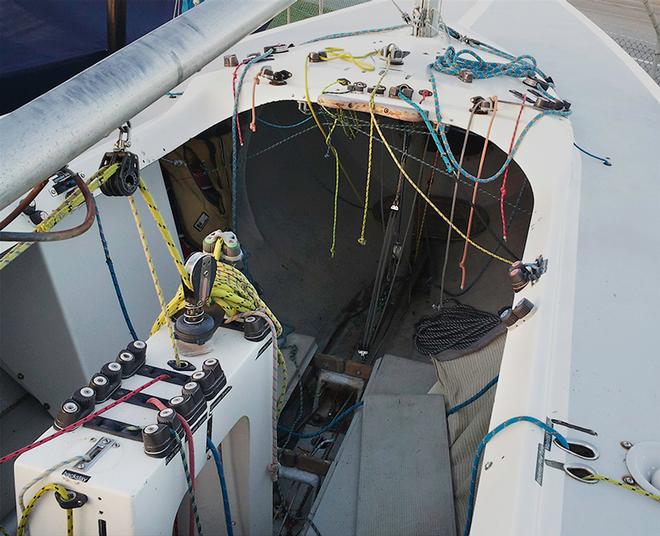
[249,74,261,132]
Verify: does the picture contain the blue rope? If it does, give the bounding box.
[573,142,612,166]
[301,24,408,45]
[446,375,499,416]
[256,116,313,129]
[278,401,364,439]
[398,77,570,185]
[231,49,273,231]
[433,46,543,82]
[94,200,138,340]
[463,416,568,536]
[207,438,234,536]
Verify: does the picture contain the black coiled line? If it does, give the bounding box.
[414,300,501,356]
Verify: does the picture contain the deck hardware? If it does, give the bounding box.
[622,475,636,485]
[388,84,414,99]
[367,84,386,95]
[49,167,79,197]
[246,51,273,62]
[563,463,599,484]
[75,437,118,471]
[381,43,409,65]
[509,256,547,292]
[469,96,493,115]
[509,89,534,104]
[550,419,598,436]
[223,54,238,67]
[457,69,473,83]
[23,202,47,225]
[264,43,291,54]
[308,51,327,63]
[621,440,634,449]
[512,298,535,320]
[297,101,311,115]
[552,438,599,460]
[55,490,88,510]
[174,253,217,345]
[269,70,292,86]
[99,123,139,197]
[418,89,432,103]
[348,81,367,93]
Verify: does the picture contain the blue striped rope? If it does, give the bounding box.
[398,75,570,185]
[463,416,568,536]
[94,200,138,340]
[207,438,234,536]
[446,375,499,416]
[257,116,313,129]
[278,401,364,439]
[301,24,408,45]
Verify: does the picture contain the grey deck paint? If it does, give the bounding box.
[356,394,455,536]
[309,355,445,535]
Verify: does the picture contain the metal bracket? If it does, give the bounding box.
[75,437,118,472]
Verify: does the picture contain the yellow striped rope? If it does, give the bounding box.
[136,179,191,288]
[585,474,660,502]
[321,47,378,71]
[128,194,181,366]
[0,165,119,271]
[17,483,73,536]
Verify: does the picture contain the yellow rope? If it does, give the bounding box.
[128,194,181,366]
[136,179,191,288]
[367,104,514,265]
[585,474,660,502]
[17,483,73,536]
[0,165,119,271]
[320,47,377,71]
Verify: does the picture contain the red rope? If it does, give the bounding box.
[0,375,169,465]
[232,64,245,146]
[500,101,525,241]
[147,398,195,536]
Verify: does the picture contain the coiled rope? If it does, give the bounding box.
[414,300,501,356]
